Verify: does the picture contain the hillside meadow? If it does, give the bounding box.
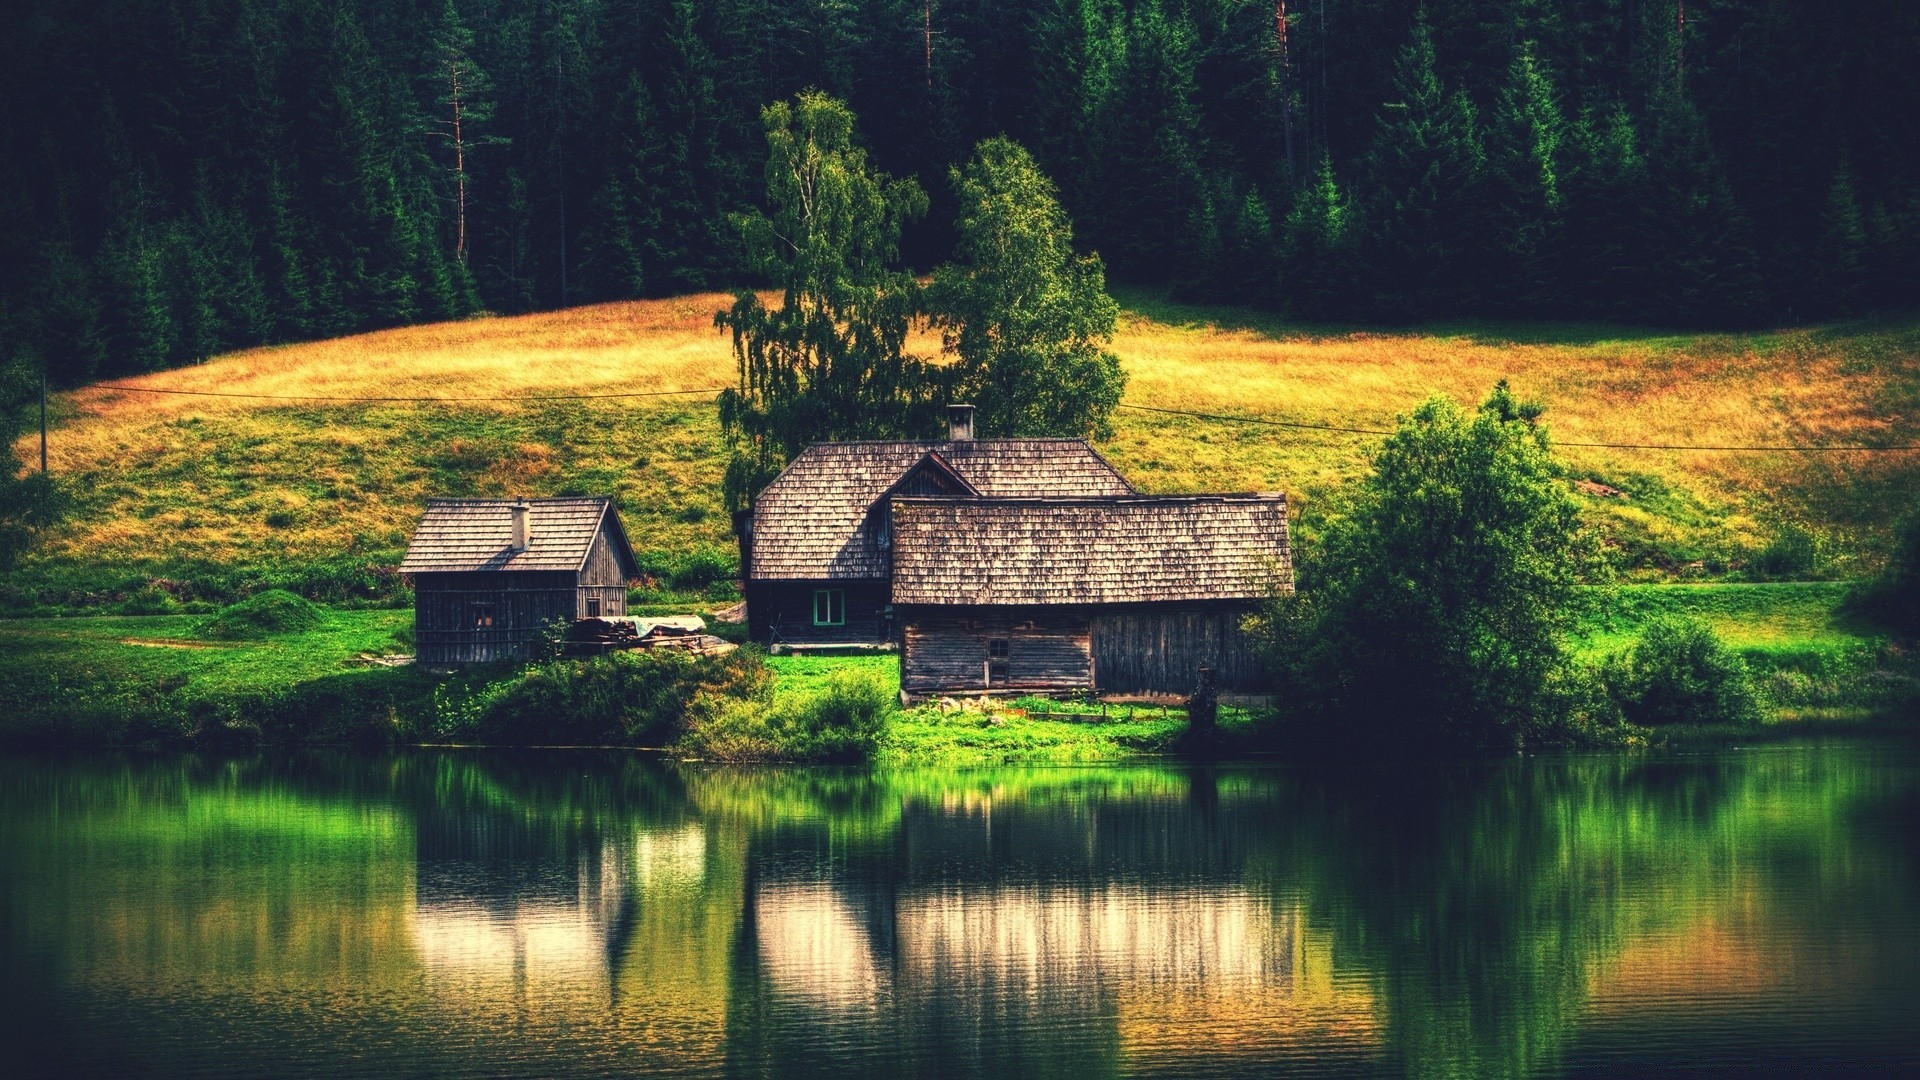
[8,291,1920,612]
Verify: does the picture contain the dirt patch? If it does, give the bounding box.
[120,638,229,650]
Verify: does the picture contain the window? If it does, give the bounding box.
[473,603,496,629]
[812,589,845,626]
[987,639,1009,685]
[585,597,602,618]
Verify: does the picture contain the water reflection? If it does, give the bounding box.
[1,747,1917,1077]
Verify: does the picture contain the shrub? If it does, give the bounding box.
[681,668,891,762]
[469,648,771,746]
[120,585,180,615]
[1750,523,1824,580]
[1604,618,1764,727]
[668,549,737,592]
[202,589,325,639]
[1850,510,1920,635]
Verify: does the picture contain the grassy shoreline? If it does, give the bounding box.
[3,582,1912,759]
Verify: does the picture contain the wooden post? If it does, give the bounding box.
[40,365,48,473]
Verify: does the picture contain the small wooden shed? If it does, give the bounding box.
[888,494,1292,698]
[399,497,640,665]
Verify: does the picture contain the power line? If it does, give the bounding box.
[86,384,728,403]
[1116,402,1920,453]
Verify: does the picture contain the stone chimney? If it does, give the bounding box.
[509,502,530,552]
[947,403,976,442]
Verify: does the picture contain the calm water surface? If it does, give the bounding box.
[3,745,1918,1078]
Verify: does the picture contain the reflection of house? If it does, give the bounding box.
[736,405,1292,695]
[399,497,640,664]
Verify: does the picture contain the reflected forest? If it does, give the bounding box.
[5,749,1917,1077]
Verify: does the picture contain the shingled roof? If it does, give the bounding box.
[888,495,1292,605]
[398,497,639,574]
[747,439,1136,580]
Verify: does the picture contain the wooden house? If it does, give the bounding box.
[399,497,640,665]
[889,495,1291,697]
[735,405,1135,647]
[736,406,1293,696]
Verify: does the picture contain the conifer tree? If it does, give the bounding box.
[1812,161,1868,315]
[1485,42,1566,313]
[1361,10,1489,319]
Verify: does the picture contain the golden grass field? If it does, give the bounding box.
[17,290,1920,582]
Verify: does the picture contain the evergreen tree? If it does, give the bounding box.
[715,92,935,511]
[1281,154,1356,319]
[1485,42,1567,313]
[1361,10,1490,319]
[931,136,1125,439]
[1811,161,1869,315]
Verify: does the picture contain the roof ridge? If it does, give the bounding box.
[892,492,1287,504]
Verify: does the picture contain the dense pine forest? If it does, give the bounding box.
[3,0,1918,389]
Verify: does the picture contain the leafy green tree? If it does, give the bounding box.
[1268,382,1611,751]
[715,92,934,511]
[930,136,1124,439]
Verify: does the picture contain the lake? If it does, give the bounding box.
[3,745,1917,1078]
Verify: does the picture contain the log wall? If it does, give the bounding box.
[900,608,1093,694]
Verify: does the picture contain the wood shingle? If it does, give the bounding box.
[746,439,1136,581]
[399,497,639,575]
[888,495,1293,606]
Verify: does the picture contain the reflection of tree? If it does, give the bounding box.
[1254,751,1900,1078]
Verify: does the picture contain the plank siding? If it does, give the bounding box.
[414,570,578,664]
[749,579,892,646]
[1089,604,1268,694]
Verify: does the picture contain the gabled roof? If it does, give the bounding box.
[889,495,1292,606]
[747,439,1136,580]
[399,497,640,575]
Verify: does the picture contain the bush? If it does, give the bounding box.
[681,668,890,762]
[468,648,771,746]
[668,549,737,593]
[1750,523,1824,580]
[1604,618,1764,727]
[201,589,325,639]
[1850,510,1920,635]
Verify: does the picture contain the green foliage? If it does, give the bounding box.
[681,666,890,763]
[1603,618,1764,728]
[1852,510,1920,635]
[1267,382,1614,750]
[202,589,325,640]
[715,91,936,511]
[932,137,1125,439]
[1751,523,1827,581]
[468,648,772,747]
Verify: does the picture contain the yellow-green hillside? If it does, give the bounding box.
[12,291,1919,609]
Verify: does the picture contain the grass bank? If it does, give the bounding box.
[5,582,1908,758]
[9,294,1919,612]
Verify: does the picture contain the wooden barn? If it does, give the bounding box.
[399,497,640,665]
[735,405,1135,647]
[889,495,1291,698]
[735,404,1294,696]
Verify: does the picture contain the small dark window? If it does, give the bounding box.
[987,638,1009,685]
[473,603,496,628]
[586,597,602,618]
[813,589,845,626]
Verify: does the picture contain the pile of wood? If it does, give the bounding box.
[563,616,736,658]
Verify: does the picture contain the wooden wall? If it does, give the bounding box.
[900,608,1093,695]
[898,602,1270,696]
[746,579,891,646]
[1090,603,1268,694]
[414,570,578,665]
[579,532,628,619]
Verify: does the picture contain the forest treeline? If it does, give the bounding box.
[4,0,1918,388]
